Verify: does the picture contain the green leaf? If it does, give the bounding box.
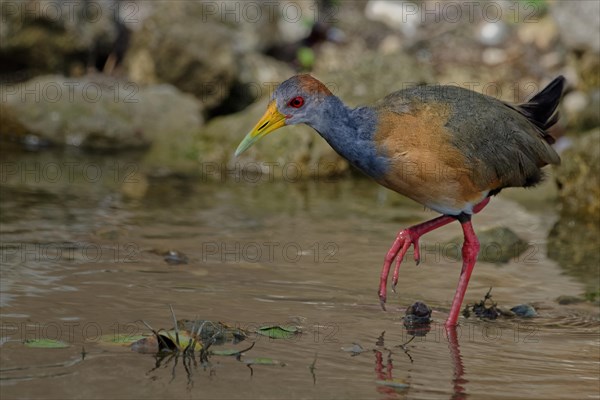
[375,380,409,389]
[24,339,69,349]
[244,357,285,366]
[210,342,255,356]
[255,325,299,339]
[211,348,243,356]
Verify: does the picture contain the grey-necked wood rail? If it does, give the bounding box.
[235,74,565,327]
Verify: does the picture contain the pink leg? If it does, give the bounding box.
[379,197,490,311]
[472,197,490,214]
[378,215,455,309]
[445,220,480,327]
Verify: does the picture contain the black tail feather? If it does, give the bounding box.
[517,76,566,144]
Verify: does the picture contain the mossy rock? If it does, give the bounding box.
[554,129,600,218]
[445,226,529,264]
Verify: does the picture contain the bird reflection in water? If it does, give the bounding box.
[373,304,467,399]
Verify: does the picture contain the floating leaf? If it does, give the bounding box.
[211,348,243,356]
[244,357,285,366]
[255,325,299,339]
[211,342,255,356]
[375,380,409,389]
[24,339,69,349]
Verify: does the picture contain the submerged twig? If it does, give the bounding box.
[169,304,180,347]
[170,352,179,383]
[232,342,256,361]
[140,306,259,385]
[309,353,318,385]
[395,336,415,364]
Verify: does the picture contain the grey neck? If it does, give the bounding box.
[306,96,389,179]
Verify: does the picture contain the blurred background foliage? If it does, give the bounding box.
[0,0,598,214]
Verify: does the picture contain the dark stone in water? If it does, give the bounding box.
[510,304,537,318]
[403,301,432,336]
[404,301,432,321]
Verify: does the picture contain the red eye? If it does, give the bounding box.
[288,96,304,108]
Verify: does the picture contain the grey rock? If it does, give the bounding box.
[124,1,283,111]
[125,16,236,110]
[1,74,204,175]
[0,0,120,74]
[445,226,529,264]
[551,1,600,53]
[548,184,600,303]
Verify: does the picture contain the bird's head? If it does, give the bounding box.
[235,74,332,156]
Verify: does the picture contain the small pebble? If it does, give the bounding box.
[164,250,189,265]
[510,304,537,318]
[341,343,364,356]
[404,301,432,323]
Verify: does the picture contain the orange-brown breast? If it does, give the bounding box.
[373,103,491,215]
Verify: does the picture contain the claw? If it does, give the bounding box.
[413,238,421,265]
[379,295,387,311]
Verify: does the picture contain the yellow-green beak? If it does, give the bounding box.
[235,101,286,157]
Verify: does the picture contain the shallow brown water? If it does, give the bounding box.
[1,150,599,399]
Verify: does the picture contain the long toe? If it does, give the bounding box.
[379,293,387,311]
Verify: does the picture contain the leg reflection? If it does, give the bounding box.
[446,325,467,400]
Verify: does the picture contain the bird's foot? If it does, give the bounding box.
[378,228,421,309]
[377,214,458,310]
